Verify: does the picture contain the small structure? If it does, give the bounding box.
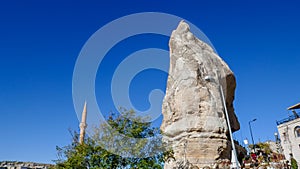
[276,102,300,166]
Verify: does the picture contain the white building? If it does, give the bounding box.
[277,102,300,166]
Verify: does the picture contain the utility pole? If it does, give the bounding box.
[205,73,240,169]
[248,119,257,152]
[219,84,240,169]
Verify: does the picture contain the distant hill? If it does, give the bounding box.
[0,161,54,169]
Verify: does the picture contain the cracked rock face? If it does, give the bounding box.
[161,21,239,168]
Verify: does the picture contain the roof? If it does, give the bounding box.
[287,102,300,110]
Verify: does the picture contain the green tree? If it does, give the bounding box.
[256,142,272,155]
[291,157,298,169]
[53,109,173,169]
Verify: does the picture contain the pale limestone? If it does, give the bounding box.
[161,21,240,168]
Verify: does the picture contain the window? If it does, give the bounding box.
[283,132,287,143]
[295,126,300,137]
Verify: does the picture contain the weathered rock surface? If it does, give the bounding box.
[161,21,240,168]
[0,161,54,169]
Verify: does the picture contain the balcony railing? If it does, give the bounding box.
[276,113,300,125]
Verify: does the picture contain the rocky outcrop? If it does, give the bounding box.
[161,21,239,168]
[0,161,54,169]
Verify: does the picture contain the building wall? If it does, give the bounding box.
[277,118,300,166]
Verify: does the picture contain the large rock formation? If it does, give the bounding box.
[161,21,240,168]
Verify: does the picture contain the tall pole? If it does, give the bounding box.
[205,74,240,168]
[219,84,240,169]
[248,119,257,152]
[79,101,87,144]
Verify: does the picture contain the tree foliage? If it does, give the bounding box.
[53,109,173,169]
[256,142,272,155]
[291,157,298,169]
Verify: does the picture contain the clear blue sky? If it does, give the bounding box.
[1,0,300,164]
